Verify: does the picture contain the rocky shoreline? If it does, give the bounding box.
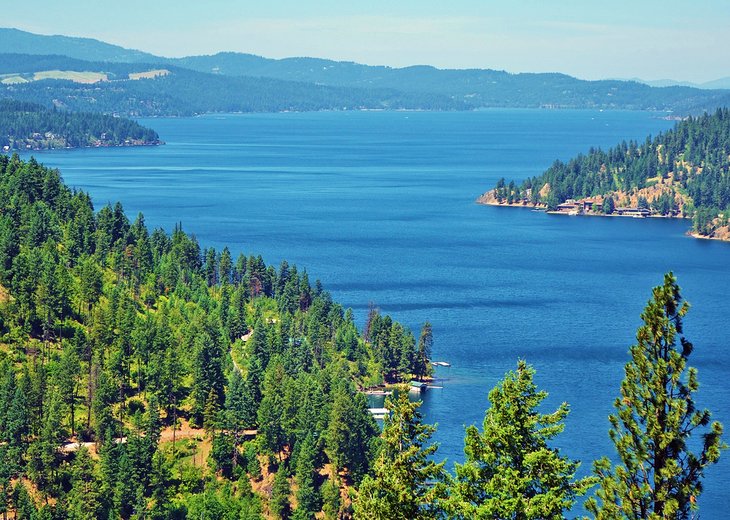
[477,190,730,243]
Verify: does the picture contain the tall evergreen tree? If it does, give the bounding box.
[271,465,292,520]
[586,273,725,519]
[355,393,446,520]
[293,433,321,520]
[415,321,434,380]
[446,361,594,519]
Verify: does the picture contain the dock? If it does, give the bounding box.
[368,407,390,420]
[364,389,393,396]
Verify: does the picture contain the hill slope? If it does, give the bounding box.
[2,28,730,115]
[0,99,160,149]
[0,53,463,116]
[172,52,730,113]
[0,152,435,518]
[481,108,730,239]
[0,27,157,63]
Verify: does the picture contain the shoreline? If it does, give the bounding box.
[477,198,729,243]
[2,140,164,153]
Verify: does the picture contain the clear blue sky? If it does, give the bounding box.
[7,0,730,82]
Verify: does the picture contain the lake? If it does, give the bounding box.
[24,109,730,513]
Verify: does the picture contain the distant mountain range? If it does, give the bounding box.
[1,27,729,117]
[623,77,730,90]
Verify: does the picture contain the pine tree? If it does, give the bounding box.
[294,433,321,520]
[271,465,292,520]
[415,321,434,380]
[326,385,379,485]
[586,273,726,519]
[66,447,105,520]
[56,344,81,436]
[355,393,446,520]
[446,361,594,519]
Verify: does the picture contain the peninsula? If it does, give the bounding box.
[0,99,161,151]
[478,108,730,241]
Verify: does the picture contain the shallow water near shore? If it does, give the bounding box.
[23,109,730,513]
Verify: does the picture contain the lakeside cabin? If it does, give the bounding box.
[615,206,652,217]
[409,380,428,393]
[555,198,600,214]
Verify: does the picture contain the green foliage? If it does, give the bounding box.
[321,478,342,520]
[495,108,730,233]
[0,155,426,520]
[446,361,594,519]
[326,384,379,485]
[183,480,262,520]
[355,393,446,520]
[586,273,726,519]
[271,465,292,520]
[294,433,321,520]
[0,99,159,150]
[66,447,105,520]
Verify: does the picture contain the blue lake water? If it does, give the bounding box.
[23,109,730,514]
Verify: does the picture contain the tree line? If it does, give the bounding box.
[492,108,730,235]
[0,54,465,118]
[0,99,160,150]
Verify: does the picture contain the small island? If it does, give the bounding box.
[478,108,730,242]
[0,99,161,151]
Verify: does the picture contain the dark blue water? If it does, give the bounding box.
[24,110,730,513]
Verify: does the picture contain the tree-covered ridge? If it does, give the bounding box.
[0,54,465,117]
[3,43,730,116]
[0,154,432,519]
[488,108,730,237]
[0,99,160,150]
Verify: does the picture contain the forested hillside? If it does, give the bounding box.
[0,54,464,116]
[0,28,158,63]
[0,100,160,149]
[173,53,730,114]
[0,154,433,518]
[3,27,730,116]
[487,108,730,237]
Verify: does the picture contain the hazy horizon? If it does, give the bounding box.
[5,0,730,83]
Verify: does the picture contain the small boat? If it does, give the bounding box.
[431,361,451,367]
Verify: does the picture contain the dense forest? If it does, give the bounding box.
[0,54,465,117]
[0,100,160,150]
[0,156,724,518]
[0,154,435,519]
[173,53,730,114]
[489,108,730,236]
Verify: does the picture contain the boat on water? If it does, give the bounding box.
[431,361,451,367]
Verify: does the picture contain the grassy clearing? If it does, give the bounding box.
[0,75,28,84]
[0,283,9,303]
[128,69,170,80]
[33,70,108,83]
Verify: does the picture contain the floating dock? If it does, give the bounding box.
[368,407,390,420]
